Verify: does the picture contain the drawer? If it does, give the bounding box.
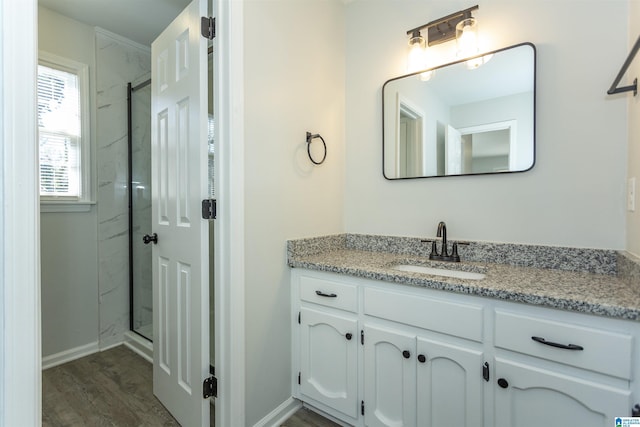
[299,275,358,312]
[494,310,633,379]
[363,287,484,342]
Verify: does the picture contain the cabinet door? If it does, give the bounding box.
[299,306,358,418]
[416,337,484,427]
[494,358,631,427]
[363,324,416,427]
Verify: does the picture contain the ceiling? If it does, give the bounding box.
[38,0,192,46]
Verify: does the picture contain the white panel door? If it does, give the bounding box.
[494,358,631,427]
[299,307,358,418]
[151,0,210,425]
[416,337,484,427]
[363,324,416,427]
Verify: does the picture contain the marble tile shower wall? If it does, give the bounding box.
[96,31,151,348]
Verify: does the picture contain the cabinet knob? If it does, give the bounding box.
[497,378,509,389]
[345,333,352,340]
[402,350,410,359]
[417,354,426,363]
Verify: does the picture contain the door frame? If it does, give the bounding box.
[0,0,41,425]
[0,0,247,424]
[213,0,246,424]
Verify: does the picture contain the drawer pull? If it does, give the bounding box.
[531,336,584,351]
[315,290,337,298]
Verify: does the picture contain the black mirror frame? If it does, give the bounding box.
[382,42,537,180]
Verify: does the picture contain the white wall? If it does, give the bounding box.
[345,0,628,248]
[38,6,100,358]
[627,1,640,256]
[242,0,345,424]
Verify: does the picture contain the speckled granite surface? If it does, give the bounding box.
[619,251,640,291]
[287,234,640,321]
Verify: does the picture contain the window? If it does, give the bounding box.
[37,52,91,208]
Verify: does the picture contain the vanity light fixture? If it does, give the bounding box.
[406,5,484,73]
[407,5,479,48]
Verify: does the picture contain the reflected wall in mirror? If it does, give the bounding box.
[383,42,536,179]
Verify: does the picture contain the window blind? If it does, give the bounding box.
[37,64,81,198]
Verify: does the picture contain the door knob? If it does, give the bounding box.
[402,350,411,359]
[143,233,158,245]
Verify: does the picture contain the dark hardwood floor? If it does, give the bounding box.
[42,345,339,426]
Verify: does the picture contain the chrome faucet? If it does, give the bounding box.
[423,221,468,262]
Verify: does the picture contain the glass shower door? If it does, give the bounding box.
[129,79,152,341]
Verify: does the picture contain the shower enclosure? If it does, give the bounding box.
[128,79,153,341]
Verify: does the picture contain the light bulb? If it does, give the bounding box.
[456,17,479,58]
[419,70,433,81]
[407,31,427,73]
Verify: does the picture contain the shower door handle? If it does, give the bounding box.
[143,233,158,245]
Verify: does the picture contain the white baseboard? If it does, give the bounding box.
[42,341,100,370]
[252,397,301,427]
[123,331,153,363]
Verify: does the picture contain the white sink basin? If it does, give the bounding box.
[391,264,486,280]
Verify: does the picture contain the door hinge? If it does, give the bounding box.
[203,375,217,398]
[201,16,215,40]
[202,199,217,219]
[483,362,490,382]
[360,329,364,345]
[298,372,301,385]
[361,400,365,416]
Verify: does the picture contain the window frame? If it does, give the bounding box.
[38,51,93,212]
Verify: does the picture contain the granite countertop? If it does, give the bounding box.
[287,234,640,321]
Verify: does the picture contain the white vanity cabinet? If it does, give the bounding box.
[362,287,485,427]
[362,324,485,427]
[493,358,630,427]
[291,269,640,427]
[295,274,360,421]
[493,309,634,426]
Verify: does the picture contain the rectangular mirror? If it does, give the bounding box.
[383,42,536,179]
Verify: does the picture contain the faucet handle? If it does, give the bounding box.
[421,238,442,260]
[420,237,442,243]
[450,241,461,262]
[449,241,471,262]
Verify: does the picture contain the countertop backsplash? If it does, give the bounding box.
[288,233,620,275]
[619,251,640,291]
